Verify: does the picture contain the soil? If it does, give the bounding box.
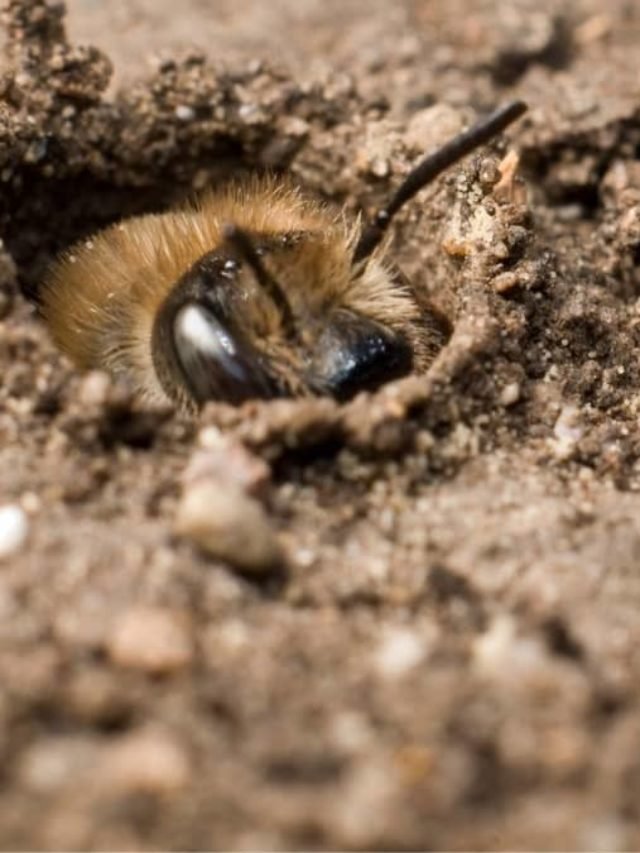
[1,0,640,849]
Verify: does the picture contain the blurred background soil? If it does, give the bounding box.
[0,0,640,849]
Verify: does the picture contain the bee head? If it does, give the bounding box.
[151,221,424,409]
[152,100,527,410]
[153,101,528,410]
[43,101,526,413]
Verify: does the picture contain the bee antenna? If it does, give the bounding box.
[353,100,528,264]
[222,223,297,338]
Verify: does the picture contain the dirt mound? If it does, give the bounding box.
[0,0,639,849]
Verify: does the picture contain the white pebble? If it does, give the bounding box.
[78,370,111,406]
[20,492,41,515]
[550,405,583,460]
[280,116,310,137]
[473,614,545,676]
[0,504,29,559]
[175,104,195,122]
[374,627,427,678]
[175,481,283,574]
[500,381,521,406]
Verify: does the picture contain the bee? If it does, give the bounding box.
[41,101,527,413]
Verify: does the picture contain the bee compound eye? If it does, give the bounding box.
[308,311,414,402]
[172,302,278,405]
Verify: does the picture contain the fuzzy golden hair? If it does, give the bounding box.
[42,175,438,407]
[41,102,528,411]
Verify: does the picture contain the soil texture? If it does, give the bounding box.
[1,0,640,849]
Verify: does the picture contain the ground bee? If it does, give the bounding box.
[42,101,527,413]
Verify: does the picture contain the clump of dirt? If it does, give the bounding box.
[1,0,362,294]
[1,0,640,850]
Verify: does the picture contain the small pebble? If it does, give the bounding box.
[473,615,545,677]
[279,116,310,137]
[107,606,193,674]
[550,405,583,460]
[330,711,373,753]
[500,382,521,406]
[374,627,427,678]
[331,757,399,847]
[175,481,283,574]
[186,433,270,496]
[478,157,501,190]
[20,491,41,515]
[98,730,190,794]
[0,504,29,559]
[175,104,195,122]
[473,614,516,673]
[370,156,389,178]
[18,737,97,793]
[77,370,112,407]
[492,271,520,294]
[64,668,131,726]
[579,815,627,852]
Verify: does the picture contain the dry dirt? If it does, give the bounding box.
[1,0,640,849]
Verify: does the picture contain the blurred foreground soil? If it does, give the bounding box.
[1,0,640,849]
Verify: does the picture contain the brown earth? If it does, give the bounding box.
[1,0,640,849]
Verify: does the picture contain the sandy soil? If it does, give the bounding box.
[1,0,640,849]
